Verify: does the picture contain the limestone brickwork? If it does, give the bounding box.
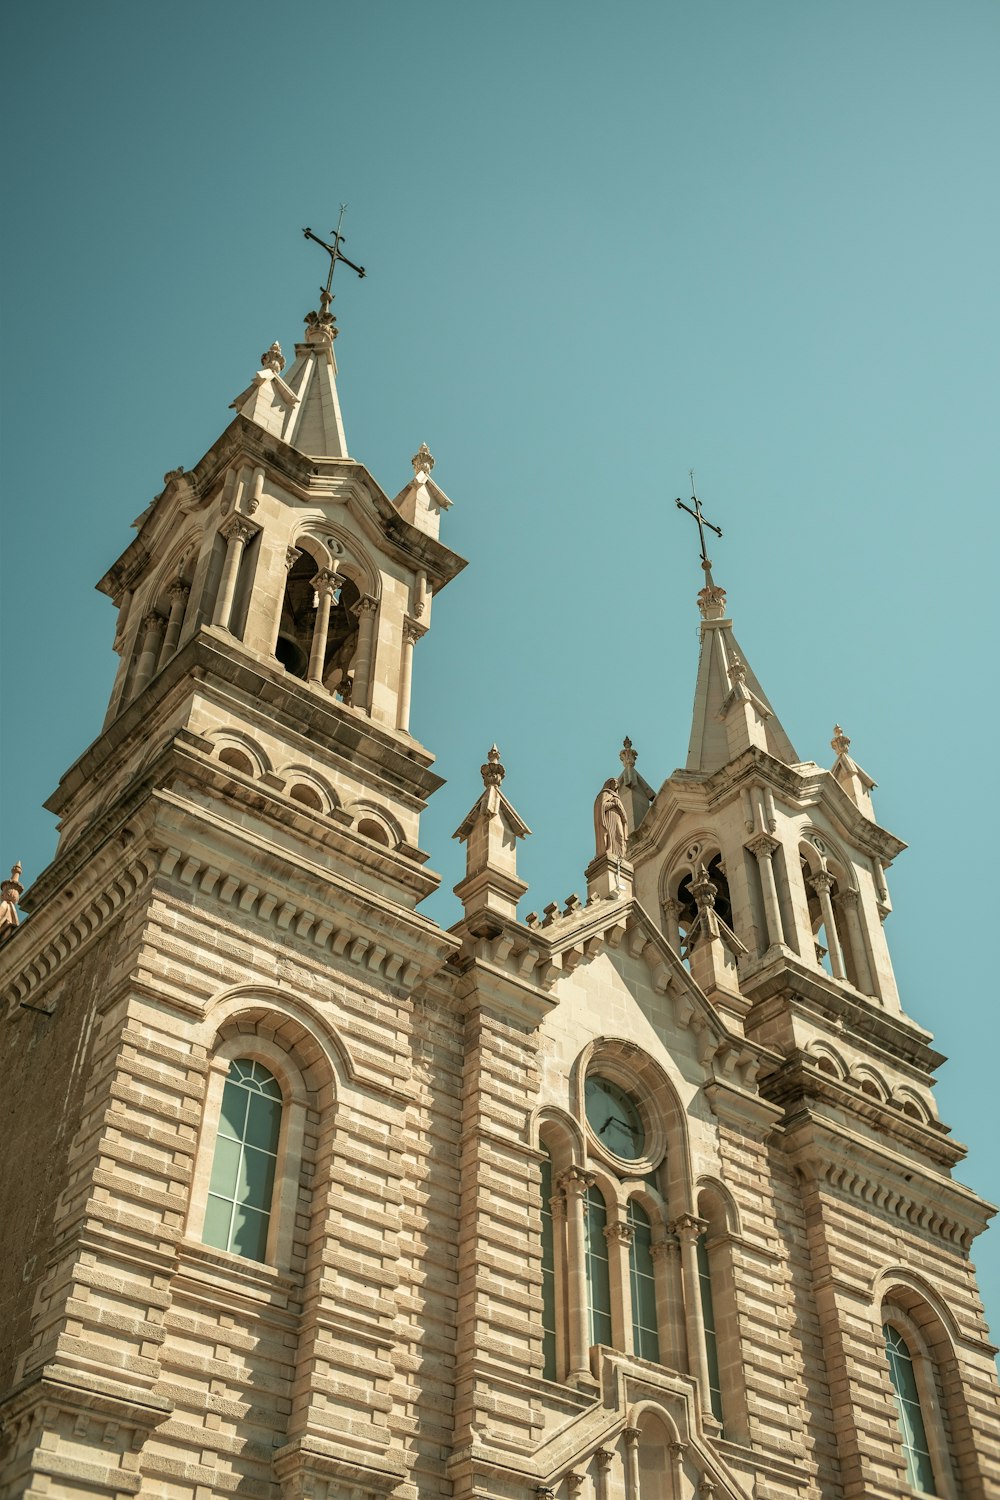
[1,285,998,1500]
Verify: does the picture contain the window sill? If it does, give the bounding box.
[175,1238,300,1306]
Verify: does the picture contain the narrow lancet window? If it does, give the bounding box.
[203,1059,283,1262]
[585,1185,613,1347]
[697,1231,724,1424]
[884,1324,937,1494]
[628,1200,659,1362]
[540,1150,557,1379]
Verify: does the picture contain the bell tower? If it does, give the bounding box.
[0,265,467,1500]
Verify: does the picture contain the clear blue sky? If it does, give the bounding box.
[3,2,999,1334]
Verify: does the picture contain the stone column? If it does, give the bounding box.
[594,1448,614,1500]
[558,1167,595,1383]
[673,1214,714,1422]
[623,1426,641,1500]
[307,569,339,686]
[669,1441,687,1495]
[397,618,425,732]
[810,870,846,979]
[212,517,257,631]
[662,896,682,954]
[745,832,784,950]
[130,612,166,701]
[835,888,874,994]
[605,1219,634,1353]
[157,579,190,669]
[351,595,378,713]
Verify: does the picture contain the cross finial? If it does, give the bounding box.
[303,206,367,295]
[675,470,723,578]
[301,207,367,344]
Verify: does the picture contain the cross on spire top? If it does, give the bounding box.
[301,206,367,342]
[675,470,723,579]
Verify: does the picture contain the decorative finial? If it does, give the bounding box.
[831,724,851,756]
[412,442,435,477]
[261,341,285,373]
[697,582,728,620]
[481,744,505,788]
[729,656,747,686]
[620,736,637,771]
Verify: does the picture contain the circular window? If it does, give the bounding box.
[585,1075,646,1160]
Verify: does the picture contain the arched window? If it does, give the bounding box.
[697,1231,723,1424]
[586,1185,613,1346]
[540,1149,557,1380]
[202,1059,283,1262]
[628,1200,659,1362]
[884,1323,938,1494]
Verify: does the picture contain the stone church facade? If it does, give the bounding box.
[1,274,998,1500]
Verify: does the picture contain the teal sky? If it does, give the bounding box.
[3,3,999,1332]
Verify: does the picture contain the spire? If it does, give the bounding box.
[453,746,530,921]
[230,218,366,458]
[685,576,799,773]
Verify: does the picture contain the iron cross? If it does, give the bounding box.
[675,471,723,569]
[302,204,367,296]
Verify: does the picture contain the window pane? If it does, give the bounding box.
[883,1324,937,1494]
[628,1201,660,1363]
[218,1078,250,1141]
[586,1186,613,1347]
[208,1135,242,1200]
[202,1193,234,1252]
[245,1093,282,1153]
[240,1143,277,1211]
[230,1202,270,1261]
[540,1152,557,1380]
[698,1233,724,1424]
[202,1058,283,1264]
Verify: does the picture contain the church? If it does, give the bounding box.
[1,251,998,1500]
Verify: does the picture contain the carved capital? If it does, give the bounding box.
[836,886,860,908]
[604,1220,634,1247]
[285,546,302,573]
[312,568,339,599]
[221,516,257,546]
[565,1474,584,1497]
[167,577,190,603]
[353,594,378,619]
[663,896,683,917]
[649,1237,677,1263]
[594,1448,615,1471]
[699,1480,716,1498]
[669,1441,687,1462]
[623,1426,641,1449]
[141,611,166,636]
[535,1489,555,1500]
[549,1193,567,1222]
[669,1213,708,1244]
[557,1166,595,1201]
[403,617,427,646]
[809,869,835,897]
[745,832,779,861]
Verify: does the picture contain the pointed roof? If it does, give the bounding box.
[686,573,798,773]
[230,296,349,459]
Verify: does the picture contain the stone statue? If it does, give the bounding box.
[594,780,628,863]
